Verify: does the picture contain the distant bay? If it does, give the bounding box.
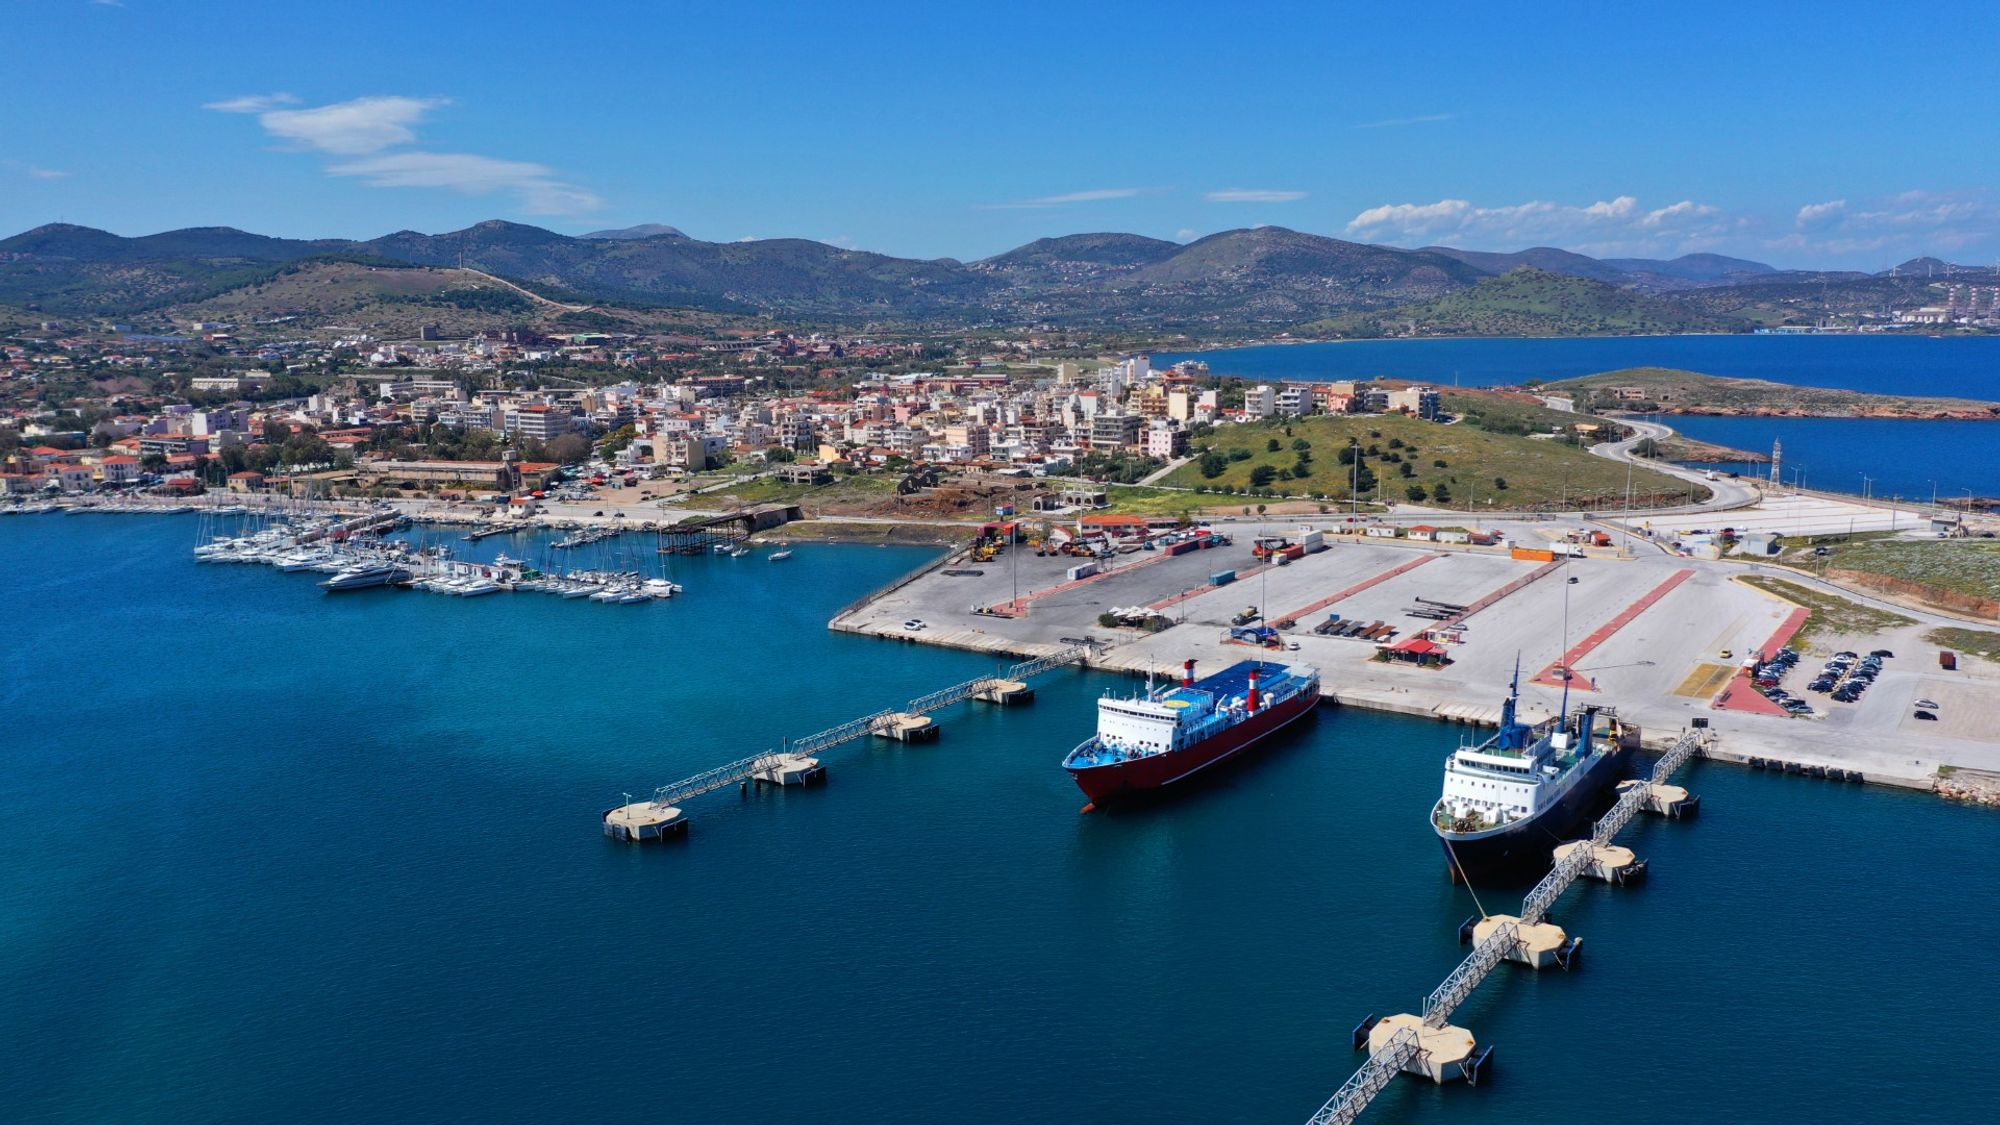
[1667,415,2000,503]
[1153,333,2000,399]
[1158,335,2000,499]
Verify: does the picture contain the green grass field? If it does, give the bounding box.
[1159,413,1702,511]
[1739,575,1916,646]
[1803,538,2000,600]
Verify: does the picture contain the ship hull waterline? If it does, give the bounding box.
[1067,689,1320,806]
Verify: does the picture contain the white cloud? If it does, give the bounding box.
[1356,113,1456,129]
[208,93,601,215]
[28,167,68,179]
[328,152,601,214]
[2,161,69,180]
[1795,199,1846,228]
[1345,194,1734,255]
[1771,190,2000,259]
[202,93,301,115]
[1175,228,1199,242]
[980,187,1156,210]
[90,0,124,7]
[1207,188,1307,203]
[210,94,448,156]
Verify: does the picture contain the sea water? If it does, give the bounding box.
[0,515,1990,1123]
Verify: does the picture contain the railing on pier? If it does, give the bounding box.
[1422,919,1518,1026]
[1304,1028,1420,1125]
[632,645,1091,810]
[1306,725,1713,1123]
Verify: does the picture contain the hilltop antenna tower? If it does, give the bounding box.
[1769,439,1783,486]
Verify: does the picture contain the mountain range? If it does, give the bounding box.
[0,220,1984,334]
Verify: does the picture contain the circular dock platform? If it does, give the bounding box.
[603,801,689,842]
[875,713,939,742]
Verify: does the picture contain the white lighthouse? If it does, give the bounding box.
[1769,439,1783,486]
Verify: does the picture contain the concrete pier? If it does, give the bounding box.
[874,713,938,742]
[1617,778,1700,817]
[1553,840,1647,884]
[602,801,689,842]
[752,754,825,786]
[1365,1014,1483,1084]
[1468,914,1581,970]
[973,678,1033,705]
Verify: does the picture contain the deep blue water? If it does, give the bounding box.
[1154,334,2000,399]
[1665,415,2000,502]
[1,515,1992,1123]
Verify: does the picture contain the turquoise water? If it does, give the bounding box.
[1154,334,2000,398]
[1,515,1993,1123]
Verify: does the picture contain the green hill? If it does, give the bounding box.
[1381,267,1746,336]
[1162,411,1706,510]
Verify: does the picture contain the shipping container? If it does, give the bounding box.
[1165,540,1198,557]
[1066,563,1099,581]
[1281,544,1307,561]
[1511,547,1557,562]
[1940,651,1958,670]
[1211,570,1237,586]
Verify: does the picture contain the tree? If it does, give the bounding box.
[1337,444,1357,466]
[1432,482,1453,504]
[1198,451,1229,479]
[1291,438,1312,452]
[1256,504,1268,516]
[548,433,593,465]
[1433,459,1449,468]
[1249,465,1277,488]
[1493,476,1509,490]
[1265,437,1282,453]
[1398,461,1416,478]
[1292,455,1312,479]
[1405,484,1428,502]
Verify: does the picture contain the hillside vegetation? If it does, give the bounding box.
[1381,268,1746,336]
[1161,412,1704,510]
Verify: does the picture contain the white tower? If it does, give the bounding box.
[1769,439,1782,485]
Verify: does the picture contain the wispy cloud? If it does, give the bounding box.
[979,187,1158,210]
[1356,113,1456,130]
[1768,190,2000,259]
[3,161,69,180]
[90,0,125,7]
[208,93,444,155]
[1207,188,1307,204]
[1345,194,1736,256]
[207,93,602,215]
[327,152,602,215]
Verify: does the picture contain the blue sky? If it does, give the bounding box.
[7,0,1998,269]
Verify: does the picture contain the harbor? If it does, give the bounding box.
[1,512,1994,1124]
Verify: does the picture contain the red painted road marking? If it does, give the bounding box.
[1273,553,1439,624]
[1532,568,1696,691]
[1713,607,1810,715]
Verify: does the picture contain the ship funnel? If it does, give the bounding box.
[1183,659,1196,688]
[1247,667,1261,713]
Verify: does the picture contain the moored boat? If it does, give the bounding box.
[1061,659,1320,806]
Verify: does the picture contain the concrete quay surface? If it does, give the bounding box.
[834,521,2000,793]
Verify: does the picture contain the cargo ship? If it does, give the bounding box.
[1430,665,1632,881]
[1062,659,1320,807]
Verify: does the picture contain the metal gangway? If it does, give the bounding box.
[1304,726,1713,1124]
[631,645,1091,812]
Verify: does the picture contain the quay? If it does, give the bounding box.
[1307,725,1713,1123]
[604,645,1088,841]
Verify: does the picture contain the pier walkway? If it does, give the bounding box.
[615,646,1090,829]
[1304,725,1713,1125]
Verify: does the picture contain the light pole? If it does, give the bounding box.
[1859,474,1872,501]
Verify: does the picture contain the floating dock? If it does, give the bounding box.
[874,713,938,742]
[1551,840,1647,884]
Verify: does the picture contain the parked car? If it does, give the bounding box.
[1915,698,1940,710]
[1914,710,1938,721]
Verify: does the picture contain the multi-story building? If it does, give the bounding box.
[1386,385,1442,420]
[1243,383,1277,419]
[1089,412,1143,452]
